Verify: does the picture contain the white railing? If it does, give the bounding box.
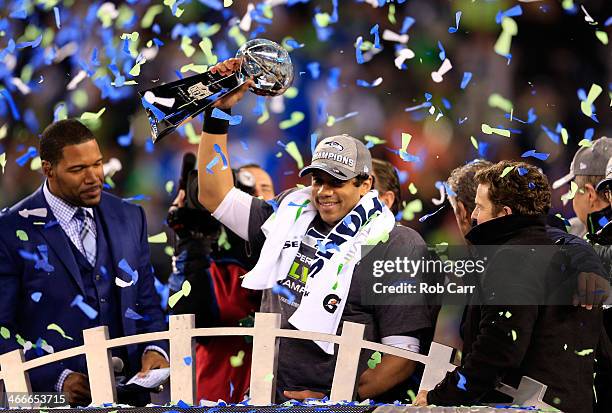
[0,313,555,409]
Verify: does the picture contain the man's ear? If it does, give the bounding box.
[41,160,53,179]
[361,176,373,195]
[379,190,395,211]
[502,206,512,215]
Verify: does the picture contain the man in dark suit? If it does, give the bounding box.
[0,119,168,405]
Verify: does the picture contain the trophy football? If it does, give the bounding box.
[139,38,294,143]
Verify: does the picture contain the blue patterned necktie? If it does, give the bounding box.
[75,208,96,266]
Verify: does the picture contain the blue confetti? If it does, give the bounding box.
[183,356,192,366]
[266,199,279,213]
[521,150,549,161]
[457,371,467,391]
[599,216,609,228]
[418,205,446,222]
[123,194,151,202]
[117,130,133,147]
[584,128,594,141]
[327,67,341,91]
[206,156,220,174]
[0,89,21,120]
[70,294,99,319]
[31,292,42,302]
[316,240,340,253]
[213,144,229,169]
[496,5,522,24]
[16,34,42,49]
[517,167,528,176]
[16,147,37,167]
[124,307,143,320]
[460,72,472,89]
[448,11,462,33]
[53,7,61,29]
[528,182,535,189]
[118,258,139,284]
[400,16,415,33]
[307,62,320,79]
[211,108,242,125]
[370,24,381,49]
[437,41,446,61]
[311,133,319,155]
[355,37,364,64]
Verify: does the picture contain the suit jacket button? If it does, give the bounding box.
[95,274,101,281]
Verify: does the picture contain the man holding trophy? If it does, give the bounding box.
[140,39,433,402]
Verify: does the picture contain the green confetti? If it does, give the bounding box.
[180,63,208,74]
[494,17,517,57]
[165,181,174,194]
[180,36,195,57]
[164,246,174,256]
[120,31,139,42]
[0,124,7,140]
[0,152,6,173]
[401,133,412,152]
[257,108,270,124]
[198,38,217,64]
[578,139,593,148]
[218,227,231,250]
[560,127,569,145]
[141,5,164,29]
[314,13,331,27]
[406,389,416,403]
[337,263,343,275]
[105,176,115,189]
[80,107,106,121]
[148,232,167,243]
[482,123,511,138]
[181,280,191,296]
[574,348,594,356]
[0,326,10,339]
[279,111,305,130]
[561,181,579,202]
[488,93,514,113]
[47,323,73,340]
[470,136,479,150]
[367,351,382,369]
[402,199,423,221]
[16,230,28,241]
[30,156,41,171]
[264,373,274,382]
[500,166,514,178]
[408,183,418,195]
[228,26,247,47]
[511,330,517,341]
[185,124,201,145]
[388,4,396,24]
[284,141,304,169]
[504,311,512,318]
[364,135,386,146]
[595,31,608,45]
[580,83,603,118]
[284,87,298,99]
[230,350,245,367]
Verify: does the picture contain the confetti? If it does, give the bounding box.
[402,199,423,221]
[284,141,304,169]
[431,58,452,83]
[482,124,511,137]
[125,307,143,320]
[279,111,305,129]
[212,108,242,126]
[561,182,579,203]
[0,153,7,173]
[500,166,515,178]
[183,356,192,366]
[574,348,594,356]
[488,93,514,112]
[448,11,462,33]
[70,295,98,319]
[419,205,446,222]
[18,208,47,218]
[47,323,73,340]
[16,230,28,241]
[457,371,467,390]
[272,284,296,304]
[80,107,106,121]
[0,326,10,339]
[230,350,245,367]
[168,280,192,308]
[369,24,381,49]
[521,150,549,161]
[355,36,364,64]
[580,83,602,118]
[367,351,382,369]
[356,77,383,88]
[118,258,139,284]
[494,17,518,61]
[382,29,408,44]
[460,72,473,89]
[31,292,42,302]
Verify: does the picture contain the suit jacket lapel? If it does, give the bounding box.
[30,187,86,295]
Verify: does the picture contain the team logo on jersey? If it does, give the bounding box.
[323,294,342,313]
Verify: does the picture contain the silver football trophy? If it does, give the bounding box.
[139,38,294,143]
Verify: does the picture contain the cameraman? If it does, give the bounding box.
[167,154,274,402]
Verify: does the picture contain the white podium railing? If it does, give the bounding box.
[0,313,554,409]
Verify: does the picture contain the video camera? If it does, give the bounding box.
[167,152,256,239]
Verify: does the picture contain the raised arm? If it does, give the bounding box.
[197,58,253,212]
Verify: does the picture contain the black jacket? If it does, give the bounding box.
[427,214,602,413]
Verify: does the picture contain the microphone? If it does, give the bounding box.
[178,152,197,191]
[112,356,124,373]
